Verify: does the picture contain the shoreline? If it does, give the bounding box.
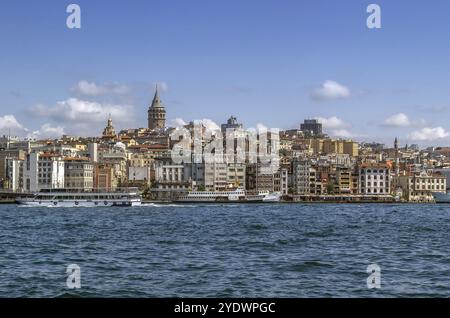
[0,201,440,205]
[143,200,437,205]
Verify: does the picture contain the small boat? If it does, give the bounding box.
[16,188,142,207]
[432,192,450,203]
[174,188,281,203]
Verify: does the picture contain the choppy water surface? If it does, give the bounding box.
[0,203,449,297]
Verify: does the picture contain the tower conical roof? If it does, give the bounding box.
[150,85,165,109]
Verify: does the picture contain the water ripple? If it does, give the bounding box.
[0,204,449,297]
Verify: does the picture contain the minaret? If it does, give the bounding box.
[394,137,400,175]
[147,85,166,130]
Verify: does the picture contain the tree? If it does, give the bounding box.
[327,181,334,194]
[151,181,159,189]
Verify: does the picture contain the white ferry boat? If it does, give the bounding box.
[174,188,281,203]
[16,188,142,207]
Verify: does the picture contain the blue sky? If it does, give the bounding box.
[1,0,450,146]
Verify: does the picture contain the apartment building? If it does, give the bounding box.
[226,163,246,189]
[204,162,228,191]
[94,164,118,190]
[358,163,391,195]
[393,171,446,202]
[154,160,188,190]
[23,152,65,192]
[292,159,311,194]
[64,157,94,190]
[5,158,24,191]
[274,168,289,195]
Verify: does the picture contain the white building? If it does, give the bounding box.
[154,161,188,190]
[393,171,446,202]
[24,152,65,192]
[128,166,151,186]
[358,163,390,195]
[88,143,98,163]
[5,158,24,191]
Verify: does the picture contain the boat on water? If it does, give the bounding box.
[432,192,450,203]
[174,188,281,203]
[16,188,142,207]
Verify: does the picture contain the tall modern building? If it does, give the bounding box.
[148,86,166,130]
[300,119,323,137]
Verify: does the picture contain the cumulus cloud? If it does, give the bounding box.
[383,113,411,127]
[0,115,65,139]
[72,80,129,96]
[315,116,348,129]
[27,124,65,140]
[29,98,135,136]
[256,123,268,132]
[200,118,220,132]
[31,98,134,125]
[0,114,30,137]
[408,127,450,141]
[169,117,188,128]
[311,80,350,101]
[330,129,354,139]
[0,115,24,130]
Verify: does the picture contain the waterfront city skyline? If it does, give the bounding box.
[1,0,450,147]
[2,1,450,302]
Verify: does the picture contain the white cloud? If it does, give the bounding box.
[0,115,24,130]
[315,116,348,129]
[0,115,30,137]
[383,113,411,127]
[0,115,65,140]
[30,98,135,136]
[31,98,134,124]
[169,117,188,127]
[256,123,268,131]
[27,124,65,140]
[311,80,350,101]
[330,129,354,138]
[72,80,129,96]
[408,127,450,141]
[200,118,220,132]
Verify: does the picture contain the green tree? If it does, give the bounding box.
[151,181,159,189]
[327,181,334,194]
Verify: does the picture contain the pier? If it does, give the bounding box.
[0,190,31,204]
